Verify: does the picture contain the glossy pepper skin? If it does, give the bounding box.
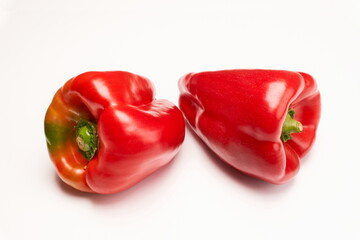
[45,71,185,194]
[179,69,320,184]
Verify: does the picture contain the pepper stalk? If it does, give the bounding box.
[75,119,99,160]
[281,109,303,142]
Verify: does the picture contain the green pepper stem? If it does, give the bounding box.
[281,109,303,142]
[75,119,98,160]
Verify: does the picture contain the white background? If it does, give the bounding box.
[1,0,359,239]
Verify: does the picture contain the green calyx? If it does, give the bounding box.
[281,109,303,143]
[75,119,99,160]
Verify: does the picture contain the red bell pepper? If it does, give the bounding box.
[45,71,185,194]
[179,69,321,184]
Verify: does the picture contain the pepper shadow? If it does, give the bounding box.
[185,124,295,194]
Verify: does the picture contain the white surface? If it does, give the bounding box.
[1,0,359,239]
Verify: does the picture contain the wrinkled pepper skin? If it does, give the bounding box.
[45,71,185,194]
[179,69,320,184]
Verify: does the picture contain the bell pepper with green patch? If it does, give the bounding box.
[45,71,185,194]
